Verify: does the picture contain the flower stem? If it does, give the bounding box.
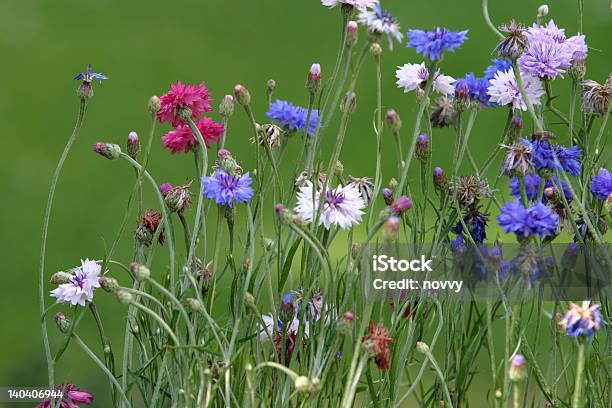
[572,342,586,408]
[38,98,87,387]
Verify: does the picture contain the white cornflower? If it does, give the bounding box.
[321,0,376,12]
[395,63,455,95]
[358,2,403,49]
[487,69,544,111]
[295,181,365,230]
[50,259,101,306]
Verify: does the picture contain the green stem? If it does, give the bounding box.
[39,98,87,387]
[572,342,586,408]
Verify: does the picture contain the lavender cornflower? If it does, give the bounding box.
[358,1,403,49]
[202,170,254,208]
[559,300,603,338]
[50,259,101,306]
[590,168,612,200]
[266,99,319,135]
[455,73,490,106]
[487,69,544,111]
[483,58,513,80]
[295,181,365,229]
[406,27,468,61]
[509,174,573,202]
[497,199,559,238]
[395,63,455,95]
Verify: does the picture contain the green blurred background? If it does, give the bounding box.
[0,0,609,406]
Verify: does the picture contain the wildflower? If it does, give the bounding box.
[233,84,251,106]
[54,312,70,333]
[340,91,357,113]
[395,63,455,95]
[126,131,140,159]
[433,167,449,193]
[452,176,491,208]
[337,311,355,335]
[483,58,513,80]
[295,181,365,229]
[161,181,193,213]
[582,76,612,115]
[280,293,296,323]
[508,354,527,382]
[148,95,160,115]
[135,209,165,246]
[251,124,283,148]
[348,176,374,205]
[501,139,533,176]
[74,64,107,99]
[494,20,528,60]
[50,259,101,306]
[213,149,242,176]
[358,1,403,49]
[509,174,573,202]
[157,81,212,127]
[266,99,319,135]
[382,188,394,205]
[509,115,523,139]
[306,63,322,95]
[415,133,430,161]
[430,96,457,127]
[219,94,234,117]
[362,321,392,370]
[321,0,376,12]
[406,27,468,61]
[453,210,489,245]
[518,35,571,79]
[161,117,224,154]
[531,140,582,177]
[487,69,544,111]
[345,21,359,47]
[559,300,603,338]
[391,196,413,215]
[451,235,467,256]
[385,109,402,134]
[93,142,121,160]
[590,168,612,200]
[497,199,558,238]
[202,170,254,208]
[455,73,490,106]
[37,384,93,408]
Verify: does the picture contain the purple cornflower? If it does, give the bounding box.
[590,168,612,200]
[406,27,468,61]
[559,300,603,338]
[509,174,573,202]
[483,58,513,80]
[202,170,254,208]
[451,235,467,256]
[518,34,571,79]
[455,73,490,105]
[532,140,582,176]
[266,99,319,135]
[497,199,559,238]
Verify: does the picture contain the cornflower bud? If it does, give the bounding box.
[50,272,71,285]
[219,95,234,117]
[370,42,382,56]
[454,81,470,112]
[93,142,121,160]
[126,131,140,159]
[116,290,134,305]
[55,312,71,334]
[148,95,160,114]
[341,92,357,114]
[337,311,355,336]
[279,293,295,323]
[385,109,402,134]
[415,133,430,161]
[346,21,358,48]
[306,63,321,95]
[392,196,413,215]
[266,79,276,94]
[383,216,400,241]
[508,354,527,382]
[416,341,430,354]
[234,84,251,106]
[508,115,523,140]
[537,5,549,18]
[130,262,150,282]
[186,298,202,312]
[99,276,119,293]
[382,188,394,205]
[433,167,449,194]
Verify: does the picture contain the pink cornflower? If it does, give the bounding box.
[37,384,93,407]
[157,81,212,127]
[161,117,224,154]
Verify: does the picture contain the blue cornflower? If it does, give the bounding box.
[483,58,513,80]
[73,64,108,82]
[532,140,582,176]
[452,210,489,245]
[509,174,573,202]
[451,235,467,256]
[559,301,603,338]
[266,99,319,135]
[202,170,254,208]
[406,27,468,61]
[497,199,558,238]
[455,73,490,105]
[590,168,612,200]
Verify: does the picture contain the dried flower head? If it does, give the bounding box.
[582,75,612,115]
[495,20,528,60]
[348,175,374,205]
[251,123,283,148]
[430,96,457,128]
[161,181,193,214]
[501,139,534,176]
[452,176,491,208]
[362,321,393,370]
[136,209,165,246]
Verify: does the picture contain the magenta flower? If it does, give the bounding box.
[37,384,93,407]
[157,81,212,127]
[161,117,224,154]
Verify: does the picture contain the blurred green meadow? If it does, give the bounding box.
[0,0,610,405]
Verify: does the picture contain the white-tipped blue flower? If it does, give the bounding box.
[358,2,403,49]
